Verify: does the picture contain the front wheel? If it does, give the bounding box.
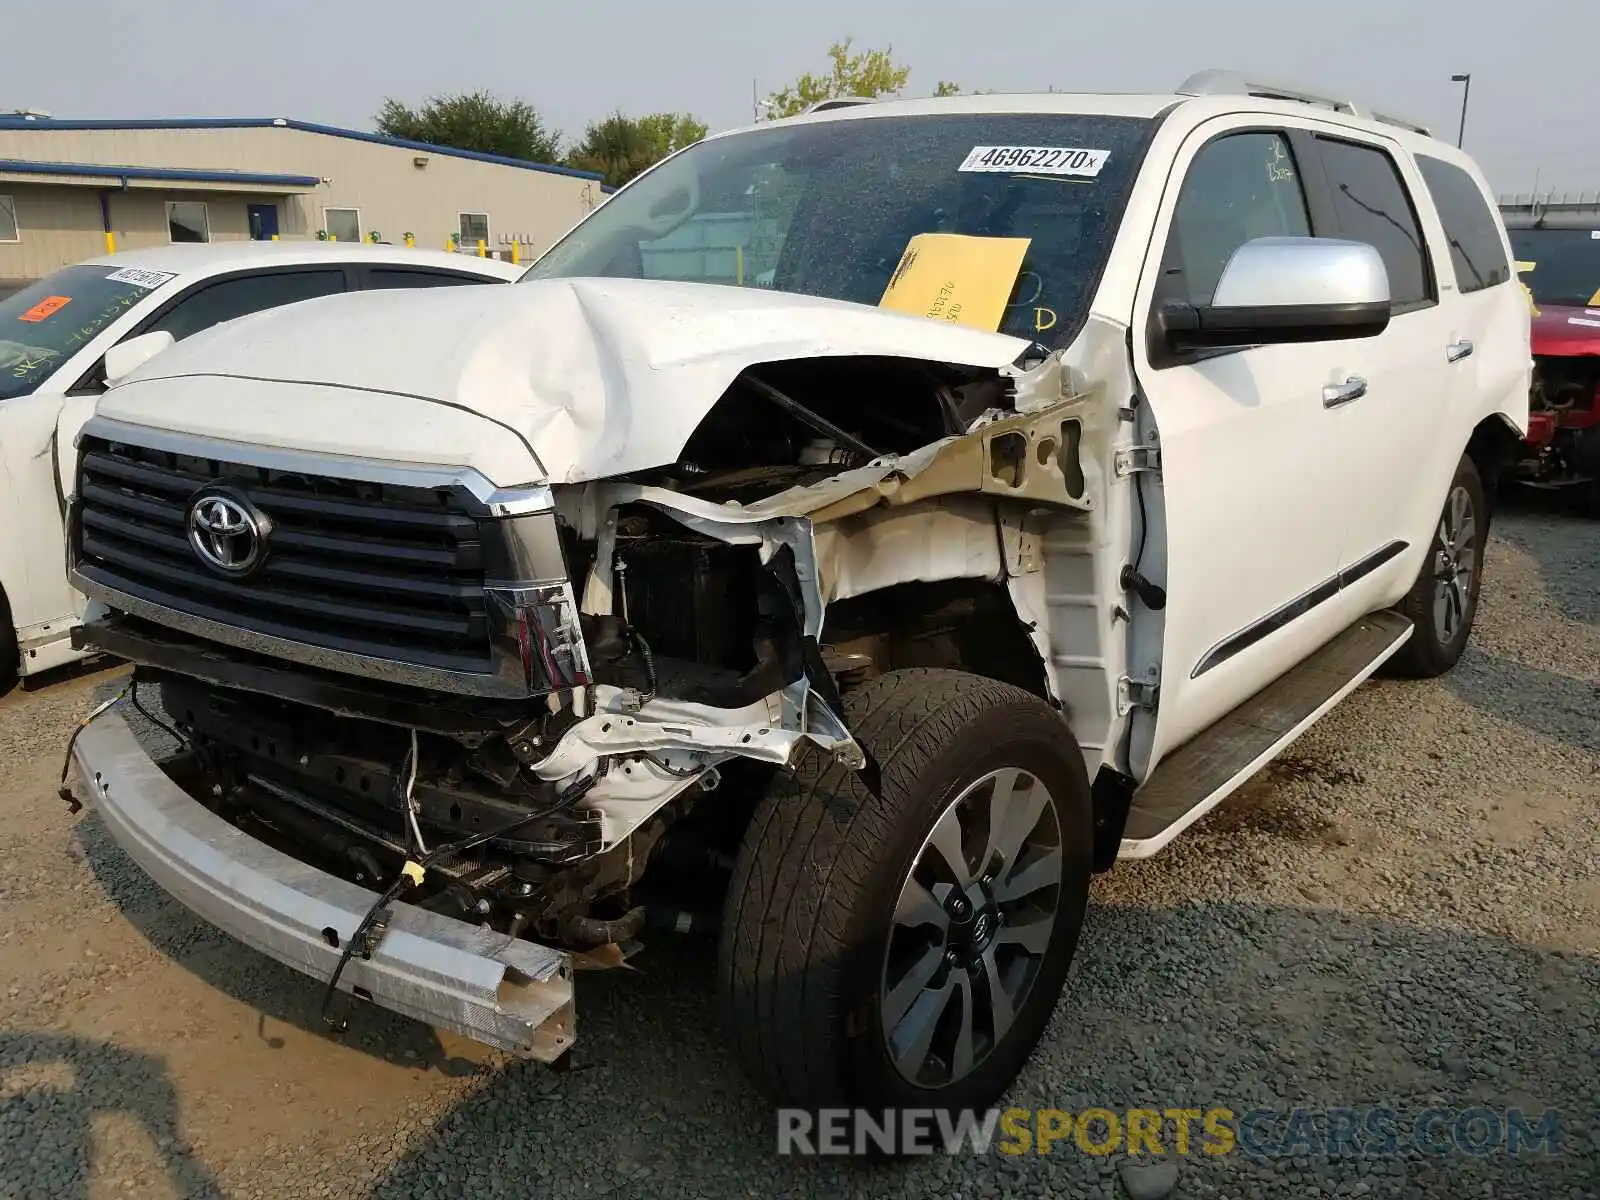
[1386,453,1487,678]
[718,668,1092,1114]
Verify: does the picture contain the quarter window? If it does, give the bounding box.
[0,195,17,242]
[167,201,210,243]
[458,213,490,250]
[323,208,361,244]
[1164,132,1311,306]
[1315,138,1431,308]
[1415,156,1510,294]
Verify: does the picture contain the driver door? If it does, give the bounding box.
[1129,122,1361,773]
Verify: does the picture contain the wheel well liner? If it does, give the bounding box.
[1465,413,1524,514]
[821,578,1053,703]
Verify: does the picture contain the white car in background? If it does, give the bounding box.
[0,243,524,687]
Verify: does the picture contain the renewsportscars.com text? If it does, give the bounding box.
[777,1106,1562,1158]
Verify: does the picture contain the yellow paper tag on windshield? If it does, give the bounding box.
[878,233,1031,333]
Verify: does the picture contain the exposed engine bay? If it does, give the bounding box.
[77,339,1111,964]
[626,357,1012,502]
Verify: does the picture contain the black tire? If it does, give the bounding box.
[718,668,1092,1114]
[1386,453,1487,678]
[0,588,17,695]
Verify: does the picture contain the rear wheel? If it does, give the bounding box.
[719,668,1092,1114]
[1386,454,1486,678]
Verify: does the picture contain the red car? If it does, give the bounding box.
[1503,202,1600,512]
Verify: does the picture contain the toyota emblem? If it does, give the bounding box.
[187,489,267,576]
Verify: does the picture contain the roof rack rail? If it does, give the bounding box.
[801,97,878,115]
[1176,69,1433,138]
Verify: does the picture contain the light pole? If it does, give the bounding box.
[1450,73,1472,148]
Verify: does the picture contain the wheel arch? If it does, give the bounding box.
[1465,411,1525,524]
[820,577,1056,706]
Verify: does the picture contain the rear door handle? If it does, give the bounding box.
[1322,376,1368,409]
[1447,339,1475,364]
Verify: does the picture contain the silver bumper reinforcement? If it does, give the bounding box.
[72,711,574,1059]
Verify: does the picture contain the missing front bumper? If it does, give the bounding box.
[71,711,575,1059]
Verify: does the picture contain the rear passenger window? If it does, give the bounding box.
[1415,156,1511,293]
[1315,137,1432,309]
[149,269,347,342]
[1166,132,1312,306]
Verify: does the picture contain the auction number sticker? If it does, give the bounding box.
[958,146,1109,177]
[104,267,178,289]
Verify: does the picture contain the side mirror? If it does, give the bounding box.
[103,330,176,386]
[1155,237,1391,358]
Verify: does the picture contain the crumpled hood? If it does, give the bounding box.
[105,277,1031,484]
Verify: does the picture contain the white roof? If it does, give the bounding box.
[715,92,1181,141]
[716,86,1447,150]
[78,241,525,281]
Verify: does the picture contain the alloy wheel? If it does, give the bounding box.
[1432,483,1477,644]
[880,767,1063,1087]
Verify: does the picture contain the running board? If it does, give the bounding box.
[1118,610,1413,859]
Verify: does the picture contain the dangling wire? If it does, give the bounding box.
[58,683,133,809]
[320,765,604,1033]
[130,679,189,755]
[399,727,427,857]
[629,627,658,704]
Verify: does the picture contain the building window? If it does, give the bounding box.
[0,195,17,243]
[323,208,361,244]
[458,212,490,250]
[167,201,210,243]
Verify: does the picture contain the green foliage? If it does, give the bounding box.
[565,111,708,189]
[636,112,710,159]
[375,91,562,163]
[765,39,959,117]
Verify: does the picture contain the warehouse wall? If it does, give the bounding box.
[0,185,263,282]
[0,185,104,280]
[0,123,601,282]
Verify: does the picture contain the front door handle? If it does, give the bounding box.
[1447,339,1475,364]
[1322,376,1368,409]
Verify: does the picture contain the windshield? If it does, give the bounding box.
[1508,227,1600,309]
[523,112,1155,344]
[0,263,175,400]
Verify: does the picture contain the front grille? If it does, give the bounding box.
[73,435,494,674]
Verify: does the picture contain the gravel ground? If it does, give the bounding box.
[0,502,1595,1200]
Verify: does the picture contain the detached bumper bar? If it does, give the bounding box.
[72,712,574,1059]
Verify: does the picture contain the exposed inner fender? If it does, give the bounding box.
[557,483,870,841]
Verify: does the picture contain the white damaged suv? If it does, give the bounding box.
[64,72,1528,1114]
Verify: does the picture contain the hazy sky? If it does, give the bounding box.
[6,0,1596,194]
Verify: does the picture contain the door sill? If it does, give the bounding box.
[1117,610,1413,859]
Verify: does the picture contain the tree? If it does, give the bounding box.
[764,39,960,118]
[635,112,709,161]
[565,111,708,189]
[375,91,561,163]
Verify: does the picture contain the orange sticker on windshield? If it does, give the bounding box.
[18,295,71,323]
